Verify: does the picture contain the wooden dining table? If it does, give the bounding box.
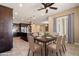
[34,36,57,56]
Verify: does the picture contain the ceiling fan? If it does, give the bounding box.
[38,3,57,13]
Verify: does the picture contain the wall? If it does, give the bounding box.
[31,24,46,33]
[48,6,79,43]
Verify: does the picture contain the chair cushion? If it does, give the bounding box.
[48,43,56,50]
[34,43,41,51]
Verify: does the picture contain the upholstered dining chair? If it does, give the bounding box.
[32,32,39,37]
[49,32,59,44]
[38,32,44,37]
[27,35,42,56]
[52,32,59,37]
[61,35,66,53]
[47,36,62,56]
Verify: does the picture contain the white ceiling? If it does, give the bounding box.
[0,3,79,24]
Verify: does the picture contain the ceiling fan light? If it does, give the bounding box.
[14,12,18,15]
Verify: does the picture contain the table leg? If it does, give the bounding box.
[44,43,47,56]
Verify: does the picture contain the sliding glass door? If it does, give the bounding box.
[56,16,68,37]
[54,14,74,43]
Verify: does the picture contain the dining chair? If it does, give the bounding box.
[49,32,59,44]
[52,32,59,37]
[27,35,42,56]
[32,32,39,37]
[39,32,44,37]
[61,35,66,53]
[47,36,62,56]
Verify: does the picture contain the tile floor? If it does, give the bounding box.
[0,37,79,56]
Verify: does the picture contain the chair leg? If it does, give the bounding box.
[52,50,54,54]
[62,46,65,53]
[56,52,58,56]
[41,48,42,56]
[52,50,54,56]
[33,52,34,56]
[64,45,66,51]
[63,45,66,53]
[28,48,30,56]
[47,48,51,56]
[59,49,62,56]
[47,48,48,56]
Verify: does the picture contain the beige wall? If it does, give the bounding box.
[40,25,46,32]
[31,24,46,33]
[48,6,79,43]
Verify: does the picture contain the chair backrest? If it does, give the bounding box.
[28,35,35,52]
[52,32,59,37]
[56,36,62,50]
[32,32,39,37]
[39,32,44,37]
[62,35,66,45]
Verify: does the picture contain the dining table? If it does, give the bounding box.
[34,35,57,56]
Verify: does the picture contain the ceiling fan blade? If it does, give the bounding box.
[46,9,48,13]
[47,3,54,7]
[38,8,45,10]
[41,3,47,8]
[42,3,46,5]
[50,7,57,10]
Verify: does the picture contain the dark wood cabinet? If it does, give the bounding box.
[0,5,13,53]
[19,23,31,41]
[13,23,31,41]
[13,23,20,37]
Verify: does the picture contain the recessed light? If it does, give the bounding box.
[19,3,23,7]
[14,12,18,15]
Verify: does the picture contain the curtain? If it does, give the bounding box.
[68,13,74,43]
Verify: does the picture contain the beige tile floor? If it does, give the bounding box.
[0,37,79,56]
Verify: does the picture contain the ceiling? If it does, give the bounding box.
[0,3,79,24]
